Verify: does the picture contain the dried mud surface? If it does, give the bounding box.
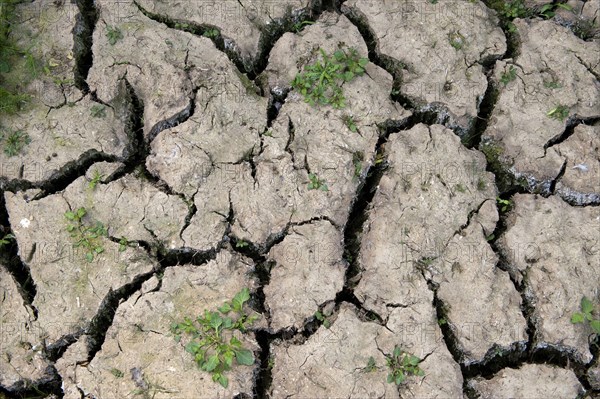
[0,0,598,398]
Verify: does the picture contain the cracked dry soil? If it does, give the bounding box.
[0,0,599,398]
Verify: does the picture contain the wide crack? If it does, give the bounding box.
[72,0,98,93]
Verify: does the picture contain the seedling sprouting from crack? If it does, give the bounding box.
[386,346,425,385]
[497,197,513,213]
[87,170,104,190]
[547,105,569,121]
[90,104,106,118]
[0,233,14,248]
[307,173,328,191]
[64,207,107,262]
[571,296,600,342]
[500,66,517,86]
[291,46,368,109]
[171,288,259,388]
[235,240,249,249]
[1,128,30,157]
[118,236,130,252]
[314,311,331,328]
[106,25,123,45]
[202,28,219,38]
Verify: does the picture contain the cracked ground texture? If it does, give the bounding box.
[0,0,598,398]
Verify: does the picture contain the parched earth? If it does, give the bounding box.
[0,0,599,398]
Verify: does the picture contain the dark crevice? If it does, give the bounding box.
[0,365,63,399]
[267,88,289,128]
[85,270,158,360]
[548,159,567,194]
[147,86,198,143]
[0,194,37,312]
[543,116,600,152]
[72,0,98,93]
[462,70,500,149]
[134,1,323,80]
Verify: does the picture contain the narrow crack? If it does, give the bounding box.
[0,365,63,398]
[72,0,98,93]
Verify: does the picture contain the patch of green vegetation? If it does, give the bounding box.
[307,173,328,191]
[106,25,123,45]
[496,197,513,213]
[314,311,331,329]
[342,114,358,132]
[499,0,529,19]
[363,356,378,372]
[235,240,249,249]
[477,178,487,191]
[291,46,368,109]
[87,170,104,190]
[64,207,108,262]
[0,232,14,247]
[537,3,572,19]
[547,105,569,121]
[118,236,129,252]
[572,18,599,41]
[292,20,315,33]
[171,288,259,388]
[499,65,517,86]
[543,79,561,89]
[386,346,425,385]
[0,0,41,115]
[352,152,363,180]
[202,28,219,38]
[1,128,30,156]
[571,296,600,338]
[454,184,466,193]
[448,31,465,50]
[90,104,107,118]
[110,368,124,378]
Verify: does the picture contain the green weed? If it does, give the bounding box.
[496,197,513,213]
[202,28,219,38]
[292,20,315,33]
[386,346,425,385]
[307,173,328,191]
[90,104,106,118]
[0,233,14,247]
[1,128,30,157]
[235,240,249,249]
[448,31,465,50]
[171,288,259,388]
[500,65,517,86]
[64,207,107,262]
[314,311,331,328]
[106,25,123,45]
[363,356,378,372]
[291,46,368,109]
[547,105,569,121]
[571,296,600,338]
[342,114,358,132]
[87,170,104,190]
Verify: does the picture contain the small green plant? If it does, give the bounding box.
[118,237,129,252]
[352,152,363,180]
[292,20,315,33]
[500,65,517,86]
[547,105,569,121]
[291,46,368,109]
[235,240,249,249]
[307,173,328,191]
[477,178,487,191]
[202,28,219,38]
[171,288,259,388]
[386,346,425,385]
[448,31,465,50]
[572,18,599,41]
[454,184,466,193]
[342,114,358,132]
[1,129,30,157]
[497,197,513,213]
[90,104,106,118]
[110,368,124,378]
[87,170,104,190]
[106,25,123,45]
[500,0,528,19]
[314,311,331,329]
[543,79,561,89]
[0,233,14,247]
[364,356,378,372]
[571,296,600,337]
[537,3,572,19]
[64,207,108,262]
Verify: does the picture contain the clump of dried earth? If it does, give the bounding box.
[0,0,598,398]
